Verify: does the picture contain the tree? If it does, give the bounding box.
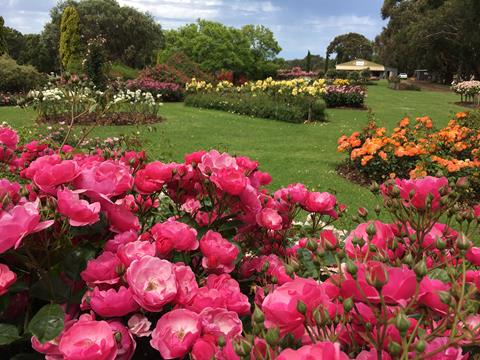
[377,0,480,82]
[0,16,7,55]
[325,33,373,71]
[305,50,312,72]
[59,6,81,72]
[284,53,325,72]
[84,36,108,88]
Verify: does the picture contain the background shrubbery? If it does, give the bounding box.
[0,55,45,92]
[185,92,326,123]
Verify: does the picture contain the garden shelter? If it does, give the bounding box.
[335,59,397,78]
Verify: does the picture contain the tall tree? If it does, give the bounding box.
[0,16,7,55]
[59,6,81,72]
[305,50,312,72]
[325,33,374,71]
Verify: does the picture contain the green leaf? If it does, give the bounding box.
[428,269,450,283]
[28,304,64,344]
[30,273,71,302]
[63,246,96,280]
[0,323,20,345]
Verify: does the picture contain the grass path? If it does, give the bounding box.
[0,81,466,220]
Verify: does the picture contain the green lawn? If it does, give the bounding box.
[0,81,466,220]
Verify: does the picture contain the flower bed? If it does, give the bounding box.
[452,81,480,104]
[0,92,19,107]
[126,78,184,102]
[323,85,366,108]
[1,120,480,358]
[337,112,480,199]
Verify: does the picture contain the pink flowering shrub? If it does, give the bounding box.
[126,78,184,102]
[0,124,480,359]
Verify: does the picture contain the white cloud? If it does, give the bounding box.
[307,15,381,38]
[118,0,223,20]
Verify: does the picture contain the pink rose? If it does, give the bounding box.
[382,266,417,306]
[0,179,21,204]
[275,183,308,204]
[58,319,117,360]
[344,221,396,260]
[0,200,54,254]
[80,251,122,286]
[262,277,330,338]
[128,314,152,337]
[210,168,248,195]
[0,263,16,296]
[134,161,174,194]
[303,191,337,217]
[277,342,349,360]
[174,264,199,306]
[474,205,480,218]
[107,321,136,360]
[151,220,198,257]
[198,150,237,174]
[206,274,250,315]
[191,336,217,360]
[424,337,467,360]
[150,309,201,359]
[466,247,480,266]
[99,196,140,233]
[23,154,61,180]
[33,160,79,194]
[104,230,138,252]
[200,307,242,339]
[90,286,139,317]
[418,277,451,314]
[57,188,100,227]
[188,287,226,313]
[126,256,177,312]
[117,240,156,266]
[0,126,19,149]
[200,230,239,273]
[256,208,283,230]
[73,160,133,198]
[383,177,449,211]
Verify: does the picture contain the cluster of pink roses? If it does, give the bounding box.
[1,123,480,359]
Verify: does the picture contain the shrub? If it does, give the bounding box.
[338,112,480,199]
[126,78,184,102]
[83,36,109,89]
[323,85,366,108]
[138,64,190,85]
[185,92,326,123]
[0,55,44,92]
[0,92,18,106]
[277,67,318,79]
[109,62,140,80]
[164,51,213,82]
[0,122,480,358]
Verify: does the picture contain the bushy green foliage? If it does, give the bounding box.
[0,55,44,92]
[83,37,108,89]
[0,16,7,55]
[139,64,190,85]
[59,6,81,72]
[326,33,374,70]
[109,62,139,80]
[185,92,325,123]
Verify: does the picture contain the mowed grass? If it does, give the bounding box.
[0,81,467,220]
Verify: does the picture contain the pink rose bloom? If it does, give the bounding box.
[275,183,308,204]
[303,191,337,217]
[73,160,133,198]
[57,188,101,227]
[0,263,16,296]
[80,251,122,286]
[249,170,272,188]
[382,265,417,306]
[134,161,174,194]
[128,314,152,337]
[200,231,239,273]
[23,154,61,179]
[474,205,480,218]
[90,286,139,317]
[126,256,177,312]
[150,309,201,359]
[210,168,248,195]
[0,126,19,149]
[188,287,226,313]
[200,307,242,339]
[424,337,468,360]
[466,247,480,266]
[198,150,238,174]
[151,220,198,257]
[180,198,201,214]
[174,264,199,306]
[340,263,380,303]
[0,200,54,254]
[344,221,396,260]
[99,196,140,233]
[257,255,293,285]
[117,240,156,266]
[206,274,250,315]
[262,277,330,338]
[107,321,136,360]
[356,349,392,360]
[256,208,283,230]
[104,230,138,253]
[184,150,206,165]
[383,177,449,211]
[277,342,349,360]
[33,160,79,194]
[191,336,217,360]
[418,277,451,314]
[59,319,117,360]
[0,179,21,204]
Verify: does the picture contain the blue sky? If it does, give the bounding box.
[0,0,386,59]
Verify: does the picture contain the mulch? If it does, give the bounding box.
[336,162,373,188]
[37,112,164,126]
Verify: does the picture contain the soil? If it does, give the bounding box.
[454,102,480,109]
[38,112,164,126]
[411,81,452,93]
[336,162,373,188]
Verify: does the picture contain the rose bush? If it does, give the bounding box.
[0,122,479,359]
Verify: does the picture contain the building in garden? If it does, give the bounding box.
[335,59,397,79]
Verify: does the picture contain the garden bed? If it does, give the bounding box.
[37,111,164,126]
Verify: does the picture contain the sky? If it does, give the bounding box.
[0,0,387,59]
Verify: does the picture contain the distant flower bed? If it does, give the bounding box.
[126,78,184,102]
[452,80,480,103]
[337,112,480,199]
[277,66,318,79]
[323,85,366,108]
[0,92,19,107]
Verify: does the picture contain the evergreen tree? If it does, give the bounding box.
[59,6,81,72]
[305,50,312,72]
[0,16,7,55]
